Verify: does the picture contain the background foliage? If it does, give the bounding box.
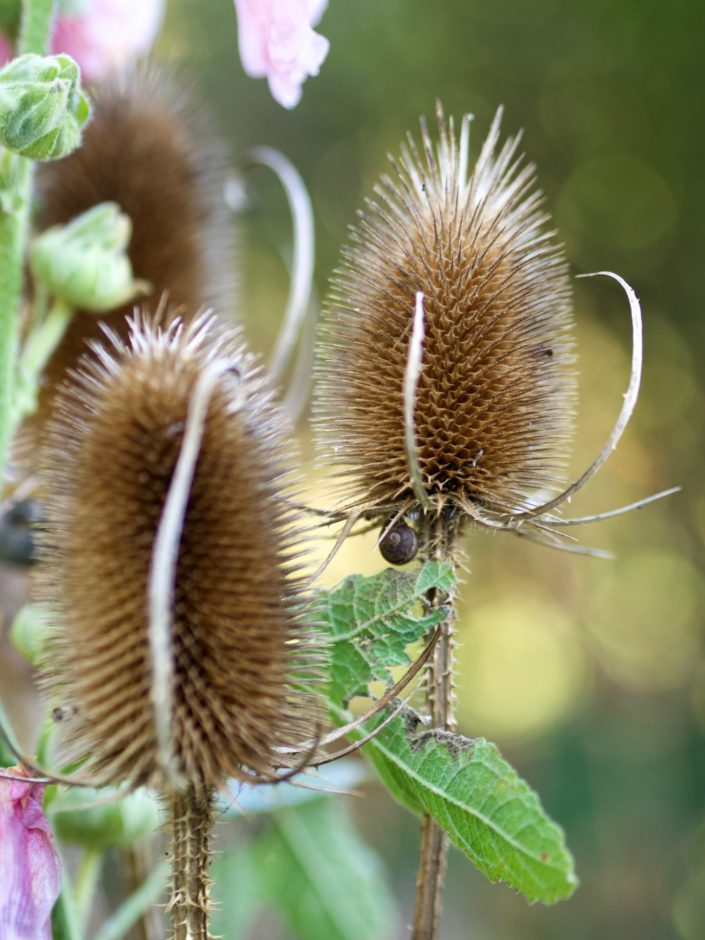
[2,0,703,937]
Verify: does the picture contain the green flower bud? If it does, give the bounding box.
[30,202,150,311]
[10,604,52,667]
[0,54,90,160]
[50,787,160,849]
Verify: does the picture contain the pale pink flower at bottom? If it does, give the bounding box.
[0,770,62,940]
[234,0,330,108]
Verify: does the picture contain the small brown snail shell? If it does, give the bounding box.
[379,519,418,565]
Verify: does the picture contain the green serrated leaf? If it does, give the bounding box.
[413,559,456,595]
[260,798,398,940]
[317,562,456,707]
[361,711,578,905]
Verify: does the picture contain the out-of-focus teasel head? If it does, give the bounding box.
[316,105,656,559]
[36,313,319,792]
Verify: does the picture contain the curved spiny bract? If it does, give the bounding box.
[33,65,234,420]
[37,314,316,791]
[316,107,577,524]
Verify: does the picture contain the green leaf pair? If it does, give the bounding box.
[317,562,579,905]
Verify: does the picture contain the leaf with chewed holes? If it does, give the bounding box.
[317,560,456,709]
[318,564,577,904]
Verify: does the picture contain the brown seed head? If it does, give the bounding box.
[37,315,316,790]
[316,108,576,522]
[33,65,234,421]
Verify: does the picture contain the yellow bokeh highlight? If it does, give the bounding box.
[454,593,588,741]
[584,549,703,693]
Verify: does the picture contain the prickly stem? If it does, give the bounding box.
[166,784,215,940]
[412,511,459,940]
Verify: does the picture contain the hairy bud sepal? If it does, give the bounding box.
[51,787,159,850]
[10,604,52,667]
[30,202,147,312]
[0,54,91,160]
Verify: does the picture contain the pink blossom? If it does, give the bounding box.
[0,32,13,63]
[0,0,165,83]
[0,769,62,940]
[50,0,165,83]
[234,0,329,108]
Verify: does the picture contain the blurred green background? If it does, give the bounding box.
[1,0,701,937]
[157,0,704,937]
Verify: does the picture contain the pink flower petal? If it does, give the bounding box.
[0,770,62,940]
[0,31,13,65]
[0,0,164,83]
[51,0,165,83]
[233,0,330,108]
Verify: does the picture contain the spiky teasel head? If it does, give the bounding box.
[36,313,318,792]
[316,107,577,543]
[31,65,234,424]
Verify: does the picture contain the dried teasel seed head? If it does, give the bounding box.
[379,519,419,565]
[36,314,318,790]
[315,107,577,523]
[32,65,234,421]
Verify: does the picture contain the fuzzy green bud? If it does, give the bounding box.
[30,202,149,311]
[10,604,52,666]
[50,788,160,849]
[0,53,90,160]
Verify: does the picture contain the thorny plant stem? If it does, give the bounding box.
[166,784,215,940]
[412,512,459,940]
[0,0,55,488]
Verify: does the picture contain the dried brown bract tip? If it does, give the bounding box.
[37,313,318,791]
[316,106,577,529]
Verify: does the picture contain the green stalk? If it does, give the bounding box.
[411,513,460,940]
[74,847,103,936]
[51,858,81,940]
[0,696,19,765]
[13,296,72,425]
[19,0,55,56]
[94,860,169,940]
[0,152,30,489]
[0,0,55,489]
